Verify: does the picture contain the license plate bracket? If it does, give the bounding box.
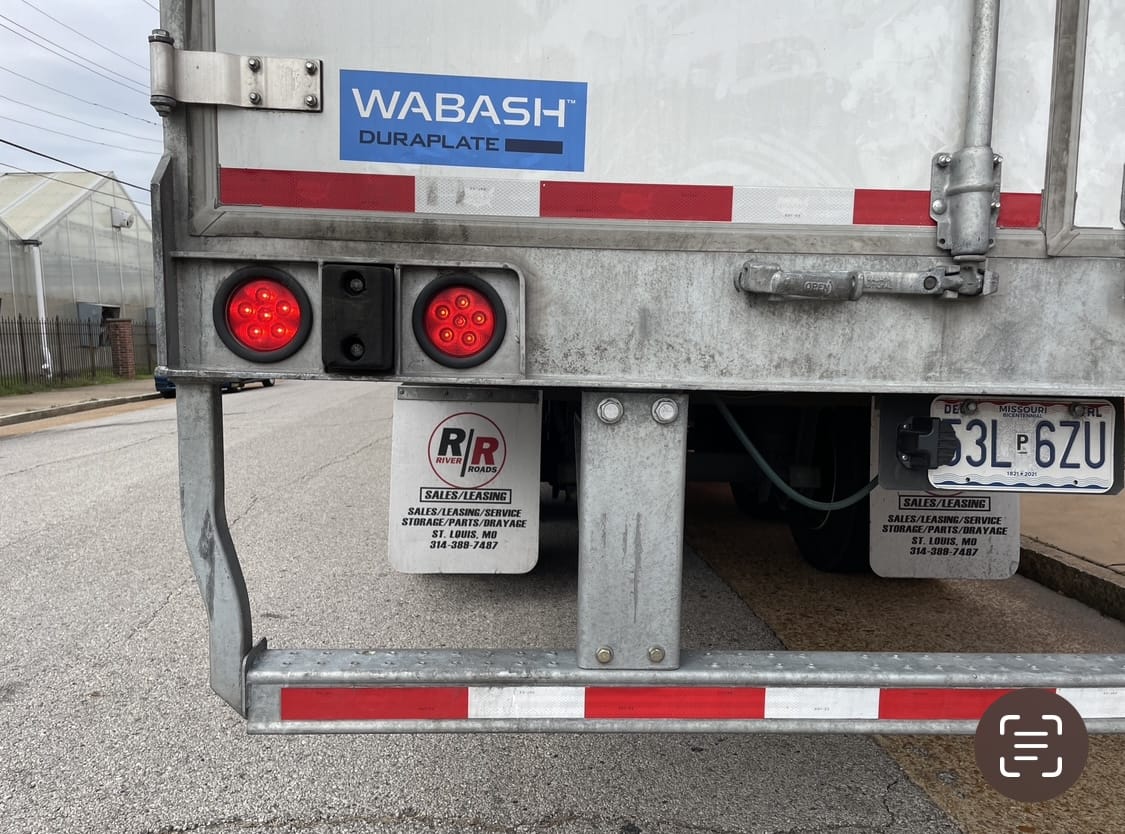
[928,397,1118,493]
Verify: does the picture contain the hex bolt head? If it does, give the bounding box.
[596,397,624,424]
[962,399,979,415]
[991,200,1002,211]
[595,646,614,664]
[248,91,262,105]
[993,154,1003,166]
[305,60,318,75]
[651,397,680,424]
[305,94,319,109]
[247,57,262,72]
[936,153,952,167]
[648,646,666,664]
[930,199,946,215]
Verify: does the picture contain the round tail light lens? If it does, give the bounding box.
[412,273,506,368]
[213,267,312,362]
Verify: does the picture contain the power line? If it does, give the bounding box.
[0,95,161,144]
[18,0,149,72]
[0,19,149,96]
[0,162,151,208]
[141,0,160,11]
[3,114,160,155]
[0,12,149,89]
[0,137,147,190]
[0,67,160,127]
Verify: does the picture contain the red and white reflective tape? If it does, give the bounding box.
[277,685,1125,723]
[219,167,1042,228]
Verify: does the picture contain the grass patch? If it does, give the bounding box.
[0,371,152,398]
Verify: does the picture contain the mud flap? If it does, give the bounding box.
[388,385,542,573]
[869,403,1020,579]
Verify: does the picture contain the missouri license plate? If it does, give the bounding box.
[928,397,1115,493]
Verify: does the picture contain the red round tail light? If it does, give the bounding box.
[412,273,506,368]
[213,267,311,362]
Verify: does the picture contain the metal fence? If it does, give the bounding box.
[0,317,157,388]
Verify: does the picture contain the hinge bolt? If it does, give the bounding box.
[596,398,624,425]
[247,57,262,72]
[993,154,1003,166]
[991,200,1001,211]
[936,154,952,167]
[648,646,666,664]
[595,646,614,665]
[931,199,946,215]
[651,398,680,424]
[248,91,262,105]
[305,60,318,75]
[305,94,319,109]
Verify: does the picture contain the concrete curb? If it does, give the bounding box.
[1019,537,1125,623]
[0,393,163,427]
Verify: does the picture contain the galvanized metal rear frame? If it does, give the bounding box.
[159,0,1125,732]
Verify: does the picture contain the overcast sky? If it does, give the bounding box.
[0,0,161,220]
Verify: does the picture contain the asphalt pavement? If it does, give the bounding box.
[2,378,1122,623]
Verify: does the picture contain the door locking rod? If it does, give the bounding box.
[735,263,998,302]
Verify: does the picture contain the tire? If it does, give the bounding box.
[160,391,175,399]
[729,480,784,521]
[783,407,872,573]
[261,379,275,388]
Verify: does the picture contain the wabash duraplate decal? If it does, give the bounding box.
[341,69,588,172]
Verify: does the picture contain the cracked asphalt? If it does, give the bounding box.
[3,379,1104,832]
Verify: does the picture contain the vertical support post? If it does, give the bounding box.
[176,381,253,714]
[86,320,96,379]
[577,392,688,670]
[54,317,66,378]
[16,314,29,384]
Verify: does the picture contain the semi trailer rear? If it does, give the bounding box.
[152,0,1125,733]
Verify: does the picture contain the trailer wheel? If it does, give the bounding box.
[784,407,871,573]
[729,480,783,521]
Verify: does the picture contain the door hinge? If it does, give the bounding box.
[149,29,322,115]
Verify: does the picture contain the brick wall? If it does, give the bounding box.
[105,319,136,379]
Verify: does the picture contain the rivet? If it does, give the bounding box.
[931,199,946,215]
